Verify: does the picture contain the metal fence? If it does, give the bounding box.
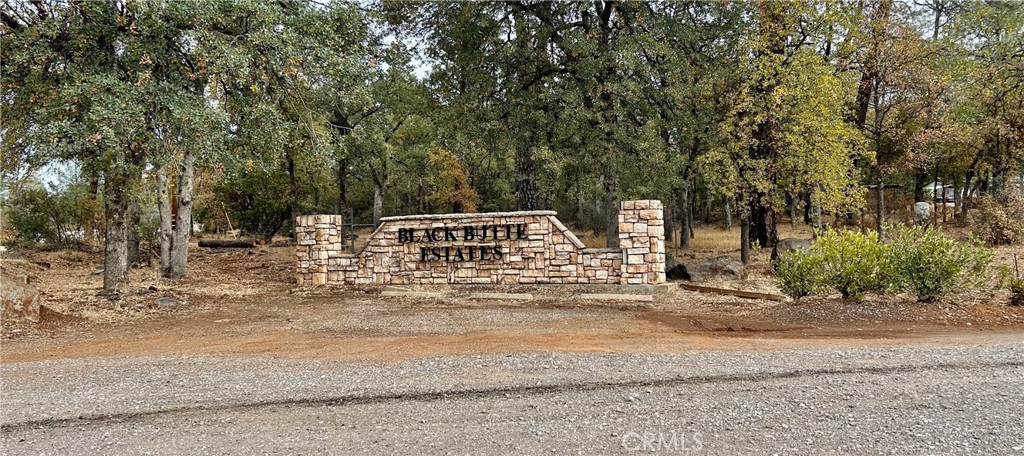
[347,207,378,253]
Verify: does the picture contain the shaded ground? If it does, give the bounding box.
[1,243,1022,363]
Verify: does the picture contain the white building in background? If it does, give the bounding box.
[924,182,955,203]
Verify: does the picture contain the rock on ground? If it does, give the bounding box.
[671,256,746,282]
[776,238,811,254]
[1,276,40,323]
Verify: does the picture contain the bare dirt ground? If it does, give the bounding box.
[2,236,1022,364]
[4,229,1022,456]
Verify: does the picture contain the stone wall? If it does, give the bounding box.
[618,200,667,285]
[295,214,345,286]
[295,201,665,286]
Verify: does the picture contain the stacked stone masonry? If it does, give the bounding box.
[618,200,667,285]
[295,200,666,286]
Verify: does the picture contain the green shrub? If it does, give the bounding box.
[6,186,55,243]
[886,225,994,302]
[1009,257,1024,307]
[5,181,102,246]
[1010,276,1024,307]
[773,250,824,300]
[771,225,999,302]
[814,229,892,301]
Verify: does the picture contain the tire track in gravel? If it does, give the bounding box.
[4,360,1021,433]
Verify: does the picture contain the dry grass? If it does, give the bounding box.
[571,223,817,253]
[1,243,297,332]
[685,227,740,252]
[684,223,815,252]
[574,230,608,249]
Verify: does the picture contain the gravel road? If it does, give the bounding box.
[3,338,1023,455]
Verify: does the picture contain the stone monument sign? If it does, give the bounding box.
[295,200,666,286]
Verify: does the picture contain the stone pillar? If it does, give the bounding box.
[618,200,666,285]
[295,214,344,286]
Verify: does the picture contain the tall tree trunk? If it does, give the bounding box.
[157,165,172,273]
[740,214,751,265]
[803,192,813,224]
[286,152,299,223]
[680,185,691,248]
[372,183,385,226]
[603,168,619,249]
[914,172,927,202]
[664,206,675,246]
[126,201,141,267]
[992,138,1009,196]
[931,162,940,226]
[749,196,777,249]
[861,204,868,234]
[87,173,102,245]
[336,157,348,215]
[515,145,538,211]
[963,167,975,202]
[336,157,349,241]
[747,2,784,250]
[854,71,873,130]
[594,1,619,250]
[875,174,885,237]
[90,174,101,200]
[308,170,321,212]
[724,201,732,230]
[941,184,948,223]
[167,151,196,278]
[418,177,425,213]
[814,201,822,232]
[853,11,877,233]
[687,180,695,239]
[103,171,131,293]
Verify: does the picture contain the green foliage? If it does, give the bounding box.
[699,1,868,231]
[813,230,892,301]
[5,187,54,244]
[772,229,892,301]
[773,225,999,302]
[213,169,292,241]
[3,0,1023,265]
[886,226,995,302]
[425,148,478,213]
[1,0,228,179]
[773,250,825,300]
[4,181,102,246]
[1010,275,1024,307]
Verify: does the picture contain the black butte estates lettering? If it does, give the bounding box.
[396,223,528,263]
